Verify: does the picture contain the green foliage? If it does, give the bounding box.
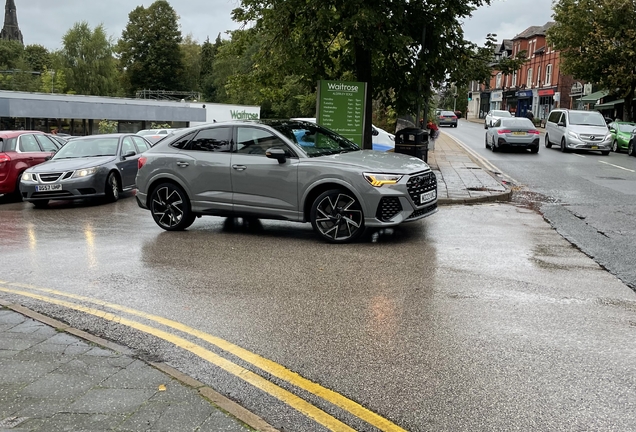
[548,0,636,120]
[60,22,119,96]
[118,0,184,93]
[0,39,24,69]
[181,34,202,92]
[200,34,222,101]
[150,122,172,129]
[98,120,118,134]
[39,67,67,94]
[23,44,51,72]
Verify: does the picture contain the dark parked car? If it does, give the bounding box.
[485,117,541,153]
[135,120,438,243]
[0,131,62,199]
[20,133,152,207]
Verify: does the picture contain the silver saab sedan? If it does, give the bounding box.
[135,120,438,243]
[20,133,152,207]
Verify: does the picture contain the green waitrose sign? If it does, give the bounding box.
[317,80,367,146]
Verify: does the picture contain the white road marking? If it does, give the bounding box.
[598,160,636,172]
[573,154,586,158]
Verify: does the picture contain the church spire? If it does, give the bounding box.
[0,0,23,44]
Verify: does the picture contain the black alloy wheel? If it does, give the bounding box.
[104,172,120,202]
[491,139,498,152]
[545,134,552,148]
[150,182,196,231]
[628,140,635,157]
[560,138,569,153]
[310,189,365,243]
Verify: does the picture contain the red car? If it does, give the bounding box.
[0,131,62,199]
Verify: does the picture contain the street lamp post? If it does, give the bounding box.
[453,93,458,112]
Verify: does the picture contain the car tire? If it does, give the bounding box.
[310,189,365,244]
[150,182,196,231]
[32,200,48,208]
[530,146,539,154]
[629,140,636,156]
[560,137,569,153]
[484,122,488,130]
[545,134,552,148]
[491,139,498,152]
[485,135,489,149]
[612,140,619,152]
[104,172,120,202]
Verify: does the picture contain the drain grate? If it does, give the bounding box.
[0,417,29,429]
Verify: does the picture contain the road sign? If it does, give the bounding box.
[317,80,367,146]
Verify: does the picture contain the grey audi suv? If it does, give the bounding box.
[135,120,438,243]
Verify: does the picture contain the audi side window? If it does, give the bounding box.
[170,131,196,149]
[235,127,292,156]
[189,127,232,152]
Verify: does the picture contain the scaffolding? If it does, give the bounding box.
[135,89,202,102]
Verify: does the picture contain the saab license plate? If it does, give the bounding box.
[35,184,61,192]
[590,145,598,149]
[420,190,437,204]
[512,132,526,136]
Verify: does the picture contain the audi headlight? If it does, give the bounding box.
[73,167,97,178]
[21,172,34,181]
[568,131,579,139]
[364,173,403,187]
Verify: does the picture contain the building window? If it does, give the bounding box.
[537,66,541,87]
[527,68,533,88]
[512,72,517,87]
[496,73,502,89]
[545,64,553,86]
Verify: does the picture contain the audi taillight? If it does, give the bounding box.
[0,153,10,164]
[528,130,540,135]
[138,156,147,170]
[497,129,511,134]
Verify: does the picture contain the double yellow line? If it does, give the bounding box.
[0,281,406,432]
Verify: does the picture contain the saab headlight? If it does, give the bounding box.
[21,172,34,181]
[364,173,403,187]
[73,167,97,178]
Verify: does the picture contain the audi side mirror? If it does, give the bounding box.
[266,147,287,163]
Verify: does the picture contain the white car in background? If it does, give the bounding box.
[485,110,513,129]
[292,118,395,151]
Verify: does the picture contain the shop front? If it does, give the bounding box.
[503,90,517,114]
[537,88,555,122]
[515,90,533,118]
[479,92,490,118]
[490,91,503,111]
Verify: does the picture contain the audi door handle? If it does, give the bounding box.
[176,161,189,167]
[232,165,247,171]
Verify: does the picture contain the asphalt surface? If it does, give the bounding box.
[2,183,636,431]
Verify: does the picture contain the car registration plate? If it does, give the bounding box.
[35,184,62,192]
[420,190,437,204]
[590,146,598,149]
[512,132,526,136]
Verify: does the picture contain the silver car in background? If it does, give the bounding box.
[485,117,541,153]
[135,120,438,243]
[484,110,512,128]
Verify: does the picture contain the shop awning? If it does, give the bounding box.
[594,99,624,109]
[580,90,609,103]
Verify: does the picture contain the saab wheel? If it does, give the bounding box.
[310,189,364,243]
[32,200,49,209]
[530,146,539,154]
[560,138,569,153]
[612,140,619,152]
[104,172,120,202]
[601,151,610,156]
[545,134,552,148]
[150,182,196,231]
[628,140,635,156]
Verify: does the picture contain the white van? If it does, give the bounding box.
[291,118,395,151]
[544,109,611,155]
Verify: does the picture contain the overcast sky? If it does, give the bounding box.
[13,0,554,50]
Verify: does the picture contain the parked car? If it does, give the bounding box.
[136,128,178,144]
[135,120,438,243]
[544,109,611,155]
[485,117,540,153]
[291,118,395,151]
[608,121,636,152]
[438,111,458,127]
[0,131,62,199]
[20,133,152,207]
[484,110,512,129]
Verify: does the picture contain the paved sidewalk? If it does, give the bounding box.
[427,132,511,204]
[0,306,274,432]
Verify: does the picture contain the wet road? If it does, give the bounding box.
[1,196,636,431]
[445,120,636,291]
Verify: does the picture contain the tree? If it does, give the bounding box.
[548,0,636,121]
[23,44,51,72]
[232,0,490,148]
[60,22,119,96]
[39,67,67,94]
[200,34,222,101]
[0,39,24,69]
[180,34,201,92]
[118,0,184,94]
